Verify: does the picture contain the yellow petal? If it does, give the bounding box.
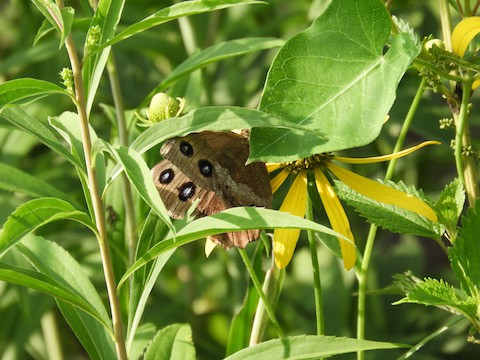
[327,163,437,222]
[333,141,440,164]
[474,76,480,90]
[205,237,217,257]
[266,162,282,173]
[274,172,308,269]
[314,169,356,271]
[270,169,290,194]
[452,17,480,56]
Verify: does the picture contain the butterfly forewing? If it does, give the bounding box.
[154,131,272,249]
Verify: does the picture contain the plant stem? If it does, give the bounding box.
[107,54,137,266]
[238,248,284,338]
[306,194,325,336]
[59,3,127,359]
[249,260,284,345]
[439,0,453,52]
[357,78,427,360]
[41,311,64,360]
[454,79,478,206]
[396,316,464,359]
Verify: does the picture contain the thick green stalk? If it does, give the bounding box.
[454,79,478,205]
[357,78,427,360]
[306,194,325,336]
[249,259,285,345]
[107,55,138,266]
[58,3,127,359]
[238,248,284,338]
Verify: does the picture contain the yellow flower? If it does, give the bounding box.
[451,16,480,89]
[269,141,439,271]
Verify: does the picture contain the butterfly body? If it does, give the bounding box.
[152,131,272,248]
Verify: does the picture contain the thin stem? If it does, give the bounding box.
[238,248,284,338]
[41,311,64,360]
[473,0,480,15]
[107,54,137,266]
[396,316,464,359]
[455,79,478,205]
[58,2,127,358]
[306,194,325,336]
[249,259,285,345]
[357,78,427,360]
[439,0,454,52]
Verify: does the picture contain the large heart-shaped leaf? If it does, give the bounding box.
[250,0,420,162]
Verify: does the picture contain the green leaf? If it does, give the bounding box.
[104,143,173,233]
[82,0,126,114]
[335,180,441,239]
[129,323,156,360]
[0,260,111,331]
[144,324,195,360]
[119,207,347,287]
[0,163,79,207]
[0,79,70,107]
[435,178,465,239]
[394,277,477,319]
[49,111,106,190]
[151,37,284,101]
[0,198,96,258]
[448,200,480,295]
[0,106,80,168]
[59,7,75,48]
[128,106,310,157]
[102,0,265,49]
[224,335,406,359]
[251,0,421,162]
[56,302,117,360]
[30,0,63,37]
[126,212,174,352]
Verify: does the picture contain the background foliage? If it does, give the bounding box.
[1,0,480,359]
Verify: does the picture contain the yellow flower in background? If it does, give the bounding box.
[269,141,439,271]
[451,16,480,89]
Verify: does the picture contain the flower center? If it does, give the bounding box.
[282,153,333,174]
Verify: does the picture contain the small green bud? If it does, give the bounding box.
[85,25,101,56]
[59,67,74,94]
[147,93,185,123]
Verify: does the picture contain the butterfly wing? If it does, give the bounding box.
[151,159,216,219]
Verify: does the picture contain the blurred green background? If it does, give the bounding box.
[1,0,480,359]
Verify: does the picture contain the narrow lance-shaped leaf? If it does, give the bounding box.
[0,163,80,208]
[0,198,96,258]
[0,79,71,107]
[119,207,349,288]
[224,335,406,360]
[101,0,265,49]
[143,37,284,107]
[144,324,195,360]
[0,106,81,169]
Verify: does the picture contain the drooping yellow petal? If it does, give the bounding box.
[270,169,290,194]
[274,172,308,269]
[327,163,437,222]
[333,141,440,164]
[314,169,356,271]
[452,17,480,56]
[266,162,282,173]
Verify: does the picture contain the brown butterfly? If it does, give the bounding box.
[151,131,272,249]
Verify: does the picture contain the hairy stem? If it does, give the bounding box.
[58,2,127,358]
